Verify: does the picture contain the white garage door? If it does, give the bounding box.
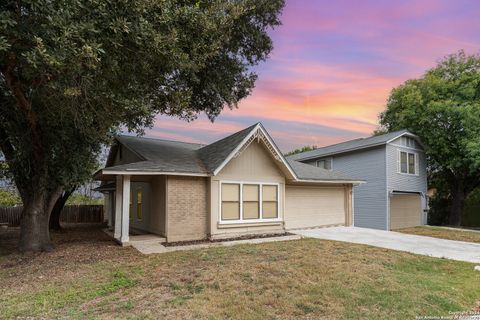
[390,193,422,230]
[285,186,346,229]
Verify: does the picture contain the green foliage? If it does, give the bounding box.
[65,193,102,205]
[380,51,480,224]
[0,0,284,202]
[463,188,480,227]
[0,188,21,207]
[285,145,317,157]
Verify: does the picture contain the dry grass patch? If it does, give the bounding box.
[1,226,479,319]
[397,226,480,244]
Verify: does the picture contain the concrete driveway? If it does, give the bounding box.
[292,226,480,264]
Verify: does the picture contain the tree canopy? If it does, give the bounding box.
[379,51,480,225]
[0,0,285,251]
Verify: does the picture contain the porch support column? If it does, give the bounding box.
[114,176,123,239]
[120,175,131,244]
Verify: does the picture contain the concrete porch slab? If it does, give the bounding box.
[130,234,303,254]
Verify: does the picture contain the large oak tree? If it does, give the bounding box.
[379,51,480,226]
[0,0,285,251]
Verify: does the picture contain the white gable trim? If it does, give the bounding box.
[386,131,424,149]
[212,124,297,180]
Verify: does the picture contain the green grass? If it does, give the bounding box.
[1,228,479,319]
[398,226,480,244]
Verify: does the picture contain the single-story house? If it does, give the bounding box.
[94,123,362,245]
[287,129,428,230]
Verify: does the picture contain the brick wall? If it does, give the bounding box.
[167,176,208,242]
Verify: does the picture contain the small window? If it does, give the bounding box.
[316,158,332,170]
[408,153,415,174]
[137,191,142,220]
[222,184,240,220]
[400,151,416,174]
[405,137,415,148]
[129,191,133,219]
[400,152,408,173]
[243,184,259,219]
[262,185,278,219]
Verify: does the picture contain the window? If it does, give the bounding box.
[400,151,416,174]
[243,185,259,219]
[405,137,415,148]
[221,182,279,222]
[316,158,332,170]
[129,191,133,219]
[137,190,143,220]
[262,185,278,218]
[221,184,240,220]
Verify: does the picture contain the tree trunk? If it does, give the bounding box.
[49,187,75,231]
[448,182,465,227]
[19,189,62,252]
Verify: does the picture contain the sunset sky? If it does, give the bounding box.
[147,0,480,152]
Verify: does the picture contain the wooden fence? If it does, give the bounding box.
[0,205,104,227]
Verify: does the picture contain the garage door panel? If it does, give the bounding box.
[285,186,346,229]
[390,194,421,230]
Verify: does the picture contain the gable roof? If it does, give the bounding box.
[287,129,419,161]
[96,123,363,184]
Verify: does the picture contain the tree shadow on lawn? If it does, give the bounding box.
[0,224,140,269]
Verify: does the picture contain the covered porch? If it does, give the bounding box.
[97,174,167,245]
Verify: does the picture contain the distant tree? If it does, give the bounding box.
[0,188,21,207]
[0,0,285,251]
[379,51,480,226]
[285,145,318,157]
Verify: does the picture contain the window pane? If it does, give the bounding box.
[222,202,240,220]
[263,185,277,201]
[316,160,325,168]
[243,185,259,201]
[137,191,142,220]
[400,152,407,173]
[243,202,259,219]
[263,202,277,218]
[324,159,332,170]
[222,184,239,201]
[408,153,415,174]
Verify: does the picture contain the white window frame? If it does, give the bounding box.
[405,136,415,148]
[219,181,281,224]
[397,149,418,176]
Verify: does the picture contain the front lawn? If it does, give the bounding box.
[397,226,480,244]
[1,226,479,319]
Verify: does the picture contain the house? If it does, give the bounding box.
[287,130,428,230]
[94,123,362,245]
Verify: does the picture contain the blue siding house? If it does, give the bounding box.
[287,130,428,230]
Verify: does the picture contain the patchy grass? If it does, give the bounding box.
[1,226,479,319]
[398,226,480,244]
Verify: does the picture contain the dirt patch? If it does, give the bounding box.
[164,232,292,247]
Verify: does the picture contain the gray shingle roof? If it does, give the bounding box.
[287,160,360,181]
[197,123,258,173]
[100,123,361,183]
[287,129,413,161]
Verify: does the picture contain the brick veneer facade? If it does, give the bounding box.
[166,176,209,242]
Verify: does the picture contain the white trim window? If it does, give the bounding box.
[399,150,417,175]
[316,158,332,170]
[404,136,415,148]
[220,181,279,223]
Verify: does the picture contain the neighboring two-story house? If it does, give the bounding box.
[287,130,428,230]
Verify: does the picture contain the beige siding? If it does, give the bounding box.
[210,141,285,238]
[390,193,421,230]
[284,185,346,229]
[167,176,208,242]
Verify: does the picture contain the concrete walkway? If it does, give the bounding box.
[131,234,303,254]
[292,226,480,264]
